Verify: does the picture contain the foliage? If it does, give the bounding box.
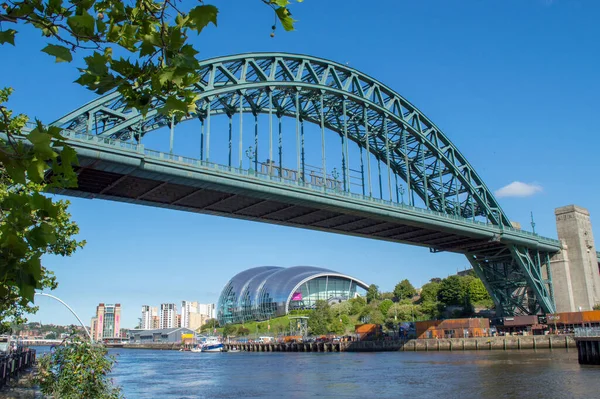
[36,335,122,399]
[594,303,600,311]
[437,275,465,306]
[379,292,395,301]
[307,300,332,335]
[366,284,380,304]
[348,296,366,315]
[387,302,420,323]
[419,280,440,303]
[0,160,84,332]
[360,302,384,324]
[222,324,237,337]
[393,279,416,301]
[466,277,490,303]
[419,301,441,320]
[198,318,219,332]
[0,0,299,119]
[45,331,57,339]
[436,273,492,310]
[378,299,394,317]
[237,326,250,336]
[330,300,351,316]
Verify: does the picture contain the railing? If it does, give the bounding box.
[574,327,600,338]
[61,131,562,248]
[0,349,36,389]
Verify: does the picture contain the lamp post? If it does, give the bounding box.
[397,185,405,205]
[35,292,93,343]
[245,146,256,174]
[332,168,340,191]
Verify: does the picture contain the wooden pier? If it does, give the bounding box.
[224,342,345,352]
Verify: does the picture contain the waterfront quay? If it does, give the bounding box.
[575,327,600,365]
[223,335,575,353]
[115,334,576,353]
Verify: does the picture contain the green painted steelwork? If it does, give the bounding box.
[48,53,561,315]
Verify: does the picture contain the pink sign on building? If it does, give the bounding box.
[291,292,302,301]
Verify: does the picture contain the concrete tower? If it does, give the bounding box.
[552,205,600,312]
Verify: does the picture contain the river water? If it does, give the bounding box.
[97,348,598,398]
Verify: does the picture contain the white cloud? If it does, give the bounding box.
[495,181,543,198]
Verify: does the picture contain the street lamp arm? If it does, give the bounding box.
[35,292,93,343]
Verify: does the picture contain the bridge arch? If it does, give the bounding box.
[54,53,509,227]
[52,53,558,316]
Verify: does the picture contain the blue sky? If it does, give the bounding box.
[2,0,599,328]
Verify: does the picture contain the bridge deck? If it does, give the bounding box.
[53,132,561,257]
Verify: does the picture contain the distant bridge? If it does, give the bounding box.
[47,53,561,316]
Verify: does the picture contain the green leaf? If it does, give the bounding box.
[275,7,296,31]
[41,44,73,63]
[67,13,95,38]
[29,223,57,248]
[27,158,47,183]
[0,29,17,46]
[187,5,218,33]
[82,51,108,75]
[271,0,290,6]
[28,129,56,160]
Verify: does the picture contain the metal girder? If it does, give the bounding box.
[50,52,562,316]
[52,53,510,227]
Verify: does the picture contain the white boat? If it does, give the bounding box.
[227,347,240,353]
[190,346,202,353]
[200,336,224,352]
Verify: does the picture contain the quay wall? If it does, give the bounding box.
[225,335,575,353]
[116,335,576,353]
[345,335,575,352]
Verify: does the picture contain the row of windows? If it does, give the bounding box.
[218,276,361,325]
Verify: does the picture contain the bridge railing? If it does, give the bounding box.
[62,131,562,248]
[574,327,600,338]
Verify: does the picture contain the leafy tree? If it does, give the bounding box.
[393,279,416,301]
[437,275,465,306]
[308,300,331,335]
[366,284,380,304]
[387,303,421,323]
[329,319,345,335]
[222,324,236,337]
[330,300,351,316]
[594,303,600,311]
[419,281,440,303]
[378,299,394,317]
[36,335,122,399]
[0,174,84,333]
[348,296,366,315]
[360,302,384,324]
[237,326,250,336]
[419,301,441,320]
[380,292,395,301]
[466,277,491,303]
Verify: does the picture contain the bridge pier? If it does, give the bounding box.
[551,205,600,312]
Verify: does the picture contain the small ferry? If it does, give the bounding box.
[200,336,224,352]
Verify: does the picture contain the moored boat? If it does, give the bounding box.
[200,336,224,352]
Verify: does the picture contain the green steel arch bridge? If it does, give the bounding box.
[48,52,563,316]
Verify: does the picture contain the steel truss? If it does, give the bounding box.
[51,53,557,315]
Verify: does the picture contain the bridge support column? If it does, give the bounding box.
[552,205,600,312]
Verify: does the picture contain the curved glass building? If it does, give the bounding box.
[217,266,369,325]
